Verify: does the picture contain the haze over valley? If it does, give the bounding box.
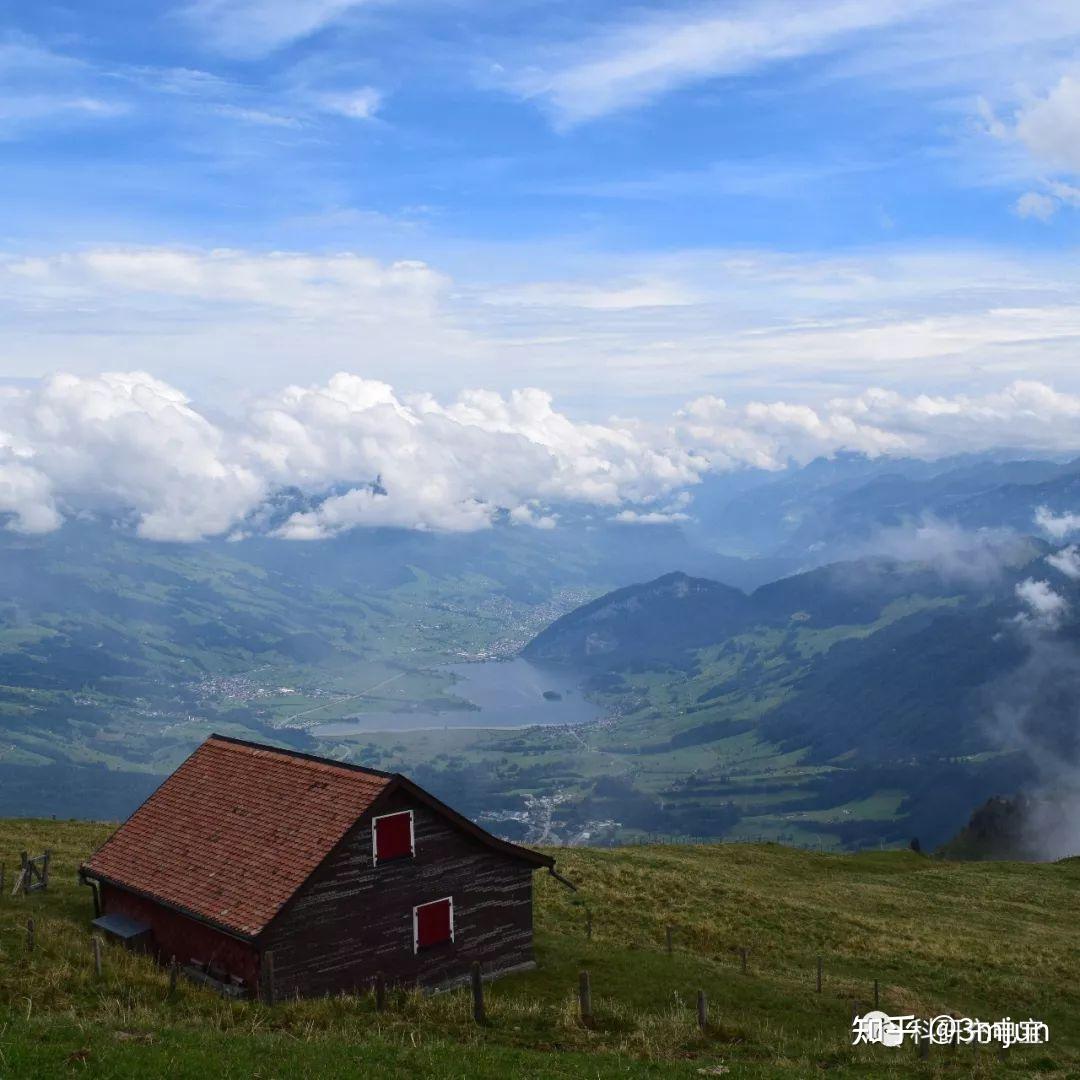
[5,446,1080,858]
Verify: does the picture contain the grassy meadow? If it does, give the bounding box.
[0,818,1075,1077]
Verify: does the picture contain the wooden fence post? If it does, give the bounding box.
[585,910,592,941]
[92,935,102,978]
[470,961,486,1024]
[375,972,386,1012]
[262,949,275,1005]
[578,970,592,1026]
[0,863,5,897]
[26,917,34,953]
[168,956,178,997]
[739,947,748,975]
[42,850,51,889]
[696,989,708,1031]
[666,925,673,955]
[816,956,822,993]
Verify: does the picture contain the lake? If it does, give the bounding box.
[313,657,599,735]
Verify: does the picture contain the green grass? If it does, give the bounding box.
[0,820,1075,1077]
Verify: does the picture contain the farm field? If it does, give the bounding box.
[0,819,1074,1077]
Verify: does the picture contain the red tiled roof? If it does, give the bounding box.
[83,735,392,936]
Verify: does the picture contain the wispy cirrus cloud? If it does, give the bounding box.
[505,0,943,127]
[179,0,375,58]
[0,36,130,136]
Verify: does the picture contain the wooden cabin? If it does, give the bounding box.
[80,734,558,999]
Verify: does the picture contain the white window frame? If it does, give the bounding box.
[413,895,454,953]
[371,809,415,866]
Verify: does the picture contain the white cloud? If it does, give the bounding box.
[988,75,1080,220]
[0,451,61,535]
[4,247,444,314]
[0,372,263,541]
[485,278,697,311]
[0,370,704,541]
[677,381,1080,469]
[1016,191,1058,221]
[253,376,706,537]
[7,243,1080,411]
[1047,545,1080,580]
[5,369,1080,544]
[213,104,302,128]
[612,509,689,525]
[1015,578,1069,630]
[1016,182,1080,222]
[1014,75,1080,174]
[316,87,382,119]
[1035,506,1080,540]
[846,517,1030,584]
[507,0,942,126]
[0,93,128,135]
[508,504,557,529]
[181,0,369,57]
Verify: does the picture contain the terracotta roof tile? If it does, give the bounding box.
[83,736,392,936]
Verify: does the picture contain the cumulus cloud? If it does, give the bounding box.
[0,455,61,534]
[1015,191,1059,221]
[991,75,1080,220]
[1015,578,1069,630]
[1034,505,1080,540]
[0,372,263,541]
[249,376,705,537]
[0,371,703,541]
[677,381,1080,469]
[1047,545,1080,580]
[5,371,1080,543]
[1014,74,1080,174]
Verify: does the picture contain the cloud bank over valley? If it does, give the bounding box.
[4,371,1080,542]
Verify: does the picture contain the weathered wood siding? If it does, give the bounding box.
[259,790,536,997]
[100,883,260,988]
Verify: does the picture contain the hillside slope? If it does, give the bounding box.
[0,819,1075,1077]
[499,546,1071,851]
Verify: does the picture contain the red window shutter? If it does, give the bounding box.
[415,897,453,950]
[373,812,413,863]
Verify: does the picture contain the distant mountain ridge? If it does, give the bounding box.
[519,542,1078,849]
[688,451,1080,562]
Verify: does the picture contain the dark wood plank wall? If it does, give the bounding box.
[101,883,260,987]
[259,790,537,997]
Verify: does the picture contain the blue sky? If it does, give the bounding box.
[3,0,1080,417]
